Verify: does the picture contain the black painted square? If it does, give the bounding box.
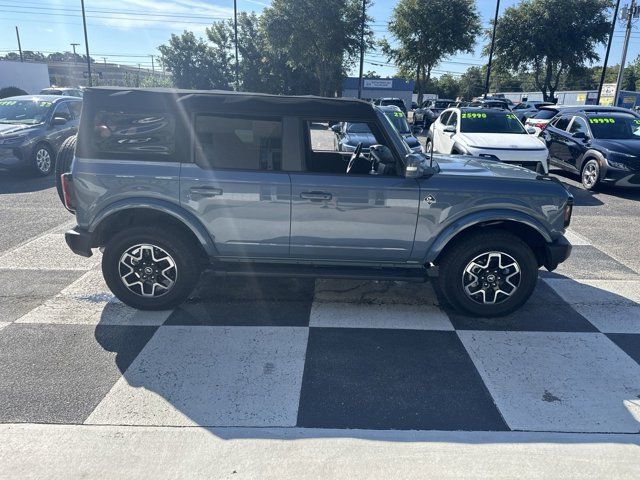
[540,246,638,280]
[297,328,508,431]
[0,324,157,423]
[446,281,598,332]
[607,333,640,365]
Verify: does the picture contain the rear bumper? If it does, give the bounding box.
[544,235,572,271]
[65,227,93,257]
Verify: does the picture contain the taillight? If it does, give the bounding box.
[564,198,573,227]
[61,173,76,213]
[535,122,547,130]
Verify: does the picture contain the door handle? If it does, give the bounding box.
[190,187,223,198]
[300,191,332,201]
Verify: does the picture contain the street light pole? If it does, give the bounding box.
[596,0,621,105]
[357,0,366,99]
[484,0,501,97]
[80,0,92,86]
[614,0,636,106]
[233,0,239,91]
[70,43,80,63]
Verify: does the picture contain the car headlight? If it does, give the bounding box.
[606,158,631,170]
[607,150,635,158]
[0,134,28,145]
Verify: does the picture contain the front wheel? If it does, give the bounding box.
[102,227,202,310]
[437,230,538,317]
[31,143,54,176]
[581,159,600,190]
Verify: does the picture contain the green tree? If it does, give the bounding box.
[158,31,232,90]
[382,0,480,103]
[458,66,484,100]
[434,74,461,99]
[489,0,611,101]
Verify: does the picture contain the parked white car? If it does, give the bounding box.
[427,107,549,174]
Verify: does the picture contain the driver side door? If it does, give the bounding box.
[289,119,420,262]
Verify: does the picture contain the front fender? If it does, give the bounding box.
[89,197,217,255]
[423,209,553,264]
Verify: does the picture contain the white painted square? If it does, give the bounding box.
[85,326,309,427]
[0,234,100,270]
[314,279,440,305]
[310,302,453,330]
[0,322,10,331]
[543,278,640,333]
[564,229,591,246]
[458,331,640,433]
[16,270,170,326]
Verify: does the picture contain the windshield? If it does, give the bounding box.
[533,109,558,120]
[0,99,52,125]
[460,111,526,134]
[588,115,640,139]
[376,108,411,155]
[384,110,411,134]
[346,122,372,134]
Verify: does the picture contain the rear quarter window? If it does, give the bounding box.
[92,110,175,158]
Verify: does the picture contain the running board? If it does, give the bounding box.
[205,263,429,282]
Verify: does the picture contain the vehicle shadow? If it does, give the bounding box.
[550,169,640,204]
[92,273,640,440]
[0,168,55,194]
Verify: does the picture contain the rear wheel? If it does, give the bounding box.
[437,230,538,317]
[102,227,202,310]
[55,135,76,205]
[31,143,54,176]
[581,159,600,190]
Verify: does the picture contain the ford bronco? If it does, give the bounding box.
[61,87,572,317]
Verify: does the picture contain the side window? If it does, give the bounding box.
[53,102,71,120]
[553,115,571,131]
[92,110,175,158]
[446,111,458,127]
[195,115,282,171]
[568,117,589,135]
[439,111,452,125]
[69,101,82,119]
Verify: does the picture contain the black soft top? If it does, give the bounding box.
[83,87,377,120]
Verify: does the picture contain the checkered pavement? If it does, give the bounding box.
[0,231,639,433]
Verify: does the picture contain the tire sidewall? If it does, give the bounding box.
[55,135,76,204]
[102,228,201,310]
[441,234,538,317]
[32,143,54,176]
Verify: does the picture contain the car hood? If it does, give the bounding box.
[592,138,640,156]
[0,123,41,136]
[433,154,539,180]
[344,133,377,146]
[457,132,546,150]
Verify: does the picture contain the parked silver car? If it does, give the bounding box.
[61,87,573,317]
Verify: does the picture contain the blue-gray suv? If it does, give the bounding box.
[61,87,573,317]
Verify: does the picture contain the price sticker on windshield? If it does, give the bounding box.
[393,112,405,117]
[506,114,519,120]
[0,100,17,106]
[633,119,640,125]
[588,118,616,124]
[461,113,487,119]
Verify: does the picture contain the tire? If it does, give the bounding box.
[31,143,55,176]
[55,135,76,205]
[581,158,600,190]
[425,138,433,154]
[437,230,538,317]
[102,226,202,310]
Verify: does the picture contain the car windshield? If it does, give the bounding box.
[460,111,526,134]
[346,122,372,133]
[0,99,52,124]
[376,108,412,155]
[587,115,640,139]
[533,109,558,120]
[384,110,411,134]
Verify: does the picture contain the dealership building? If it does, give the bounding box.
[342,77,415,109]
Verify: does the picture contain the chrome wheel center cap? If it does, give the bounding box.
[486,274,496,283]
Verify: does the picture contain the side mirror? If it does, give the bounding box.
[51,116,68,126]
[443,125,456,133]
[330,124,341,133]
[412,125,424,135]
[404,153,437,178]
[526,126,537,134]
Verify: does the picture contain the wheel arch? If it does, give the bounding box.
[426,212,553,268]
[89,201,216,259]
[577,148,606,173]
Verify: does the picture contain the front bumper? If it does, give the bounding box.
[600,164,640,187]
[65,227,93,257]
[470,147,549,174]
[0,145,29,169]
[544,235,572,271]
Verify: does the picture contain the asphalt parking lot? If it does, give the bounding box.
[0,157,639,477]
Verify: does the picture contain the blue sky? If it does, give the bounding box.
[1,0,639,81]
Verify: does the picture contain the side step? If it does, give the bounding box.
[205,263,429,282]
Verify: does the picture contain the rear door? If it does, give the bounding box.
[179,114,292,258]
[565,116,590,170]
[289,118,420,263]
[545,115,572,166]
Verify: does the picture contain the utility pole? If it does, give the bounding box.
[484,0,501,97]
[614,0,636,106]
[233,0,239,91]
[80,0,92,86]
[71,43,80,64]
[357,0,366,99]
[150,55,155,86]
[15,26,23,62]
[597,0,621,105]
[102,57,107,68]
